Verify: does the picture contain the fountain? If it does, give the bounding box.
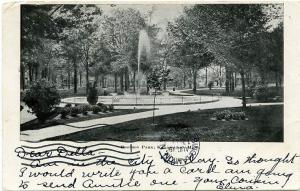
[137,29,151,95]
[61,29,220,106]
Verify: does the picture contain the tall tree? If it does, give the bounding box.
[167,12,215,93]
[53,5,102,94]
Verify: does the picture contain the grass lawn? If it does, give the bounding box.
[47,105,283,142]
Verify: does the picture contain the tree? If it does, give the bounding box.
[167,8,215,94]
[53,5,102,94]
[101,9,146,92]
[147,66,166,124]
[179,4,276,107]
[21,5,64,89]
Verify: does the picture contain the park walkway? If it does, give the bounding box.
[20,96,283,142]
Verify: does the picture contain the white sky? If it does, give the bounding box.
[97,4,283,37]
[97,4,187,38]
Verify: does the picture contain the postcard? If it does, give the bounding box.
[2,1,300,190]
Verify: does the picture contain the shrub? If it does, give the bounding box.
[101,105,108,113]
[23,79,60,122]
[60,107,70,119]
[70,107,80,117]
[97,102,108,112]
[87,82,98,105]
[80,105,89,115]
[65,103,72,108]
[97,102,105,107]
[91,105,101,114]
[213,110,246,121]
[108,104,114,112]
[253,82,268,101]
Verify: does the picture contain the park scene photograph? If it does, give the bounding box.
[20,4,283,142]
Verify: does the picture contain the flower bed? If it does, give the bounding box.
[211,110,247,121]
[60,104,114,119]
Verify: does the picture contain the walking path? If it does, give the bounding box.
[21,96,283,142]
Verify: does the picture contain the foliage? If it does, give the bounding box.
[108,104,114,112]
[70,106,80,117]
[147,66,166,90]
[213,110,246,121]
[60,107,70,119]
[23,79,61,121]
[96,102,105,107]
[253,83,268,101]
[97,102,108,112]
[65,103,72,107]
[91,105,101,114]
[80,105,90,115]
[101,105,108,113]
[87,83,98,105]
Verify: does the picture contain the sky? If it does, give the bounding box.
[97,4,187,38]
[97,4,283,37]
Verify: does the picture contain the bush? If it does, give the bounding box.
[65,103,72,108]
[80,105,90,115]
[97,102,109,112]
[87,82,98,105]
[23,79,61,122]
[213,110,246,121]
[101,105,108,113]
[60,107,70,119]
[108,104,114,112]
[91,105,101,114]
[253,83,268,101]
[97,102,105,107]
[70,107,80,117]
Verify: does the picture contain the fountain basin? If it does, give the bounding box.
[62,95,220,106]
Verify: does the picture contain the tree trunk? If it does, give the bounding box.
[230,72,235,92]
[48,65,51,82]
[234,73,237,87]
[205,67,208,87]
[102,75,105,88]
[120,73,124,92]
[225,67,230,93]
[95,71,99,86]
[28,64,33,83]
[124,68,129,91]
[114,73,118,93]
[73,60,78,94]
[275,71,279,93]
[34,64,39,81]
[163,78,167,91]
[79,71,82,87]
[183,74,186,88]
[192,69,197,94]
[85,48,89,95]
[219,65,222,87]
[60,71,64,89]
[67,71,71,90]
[133,71,136,92]
[241,71,246,108]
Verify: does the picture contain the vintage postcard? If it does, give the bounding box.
[2,1,300,190]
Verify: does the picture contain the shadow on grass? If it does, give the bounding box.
[46,105,283,142]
